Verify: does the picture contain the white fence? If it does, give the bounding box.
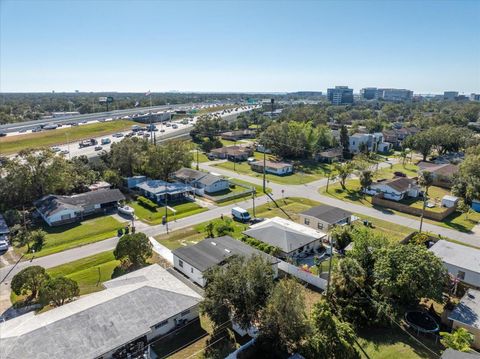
[278,261,327,290]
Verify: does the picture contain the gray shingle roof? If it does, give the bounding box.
[35,189,125,217]
[441,349,480,359]
[243,217,326,254]
[173,168,227,187]
[0,265,201,359]
[172,235,279,272]
[301,205,352,224]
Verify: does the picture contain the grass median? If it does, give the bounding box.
[0,119,137,154]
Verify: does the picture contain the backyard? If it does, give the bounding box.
[129,199,207,225]
[18,216,127,259]
[0,119,138,154]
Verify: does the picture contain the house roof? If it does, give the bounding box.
[172,235,279,272]
[173,168,227,187]
[243,217,326,254]
[376,177,418,193]
[429,240,480,274]
[318,147,343,158]
[441,349,480,358]
[448,289,480,330]
[250,160,292,169]
[35,189,125,217]
[418,162,459,177]
[136,180,193,195]
[301,205,352,224]
[0,265,201,359]
[210,145,250,156]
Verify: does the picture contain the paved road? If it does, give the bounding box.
[199,162,480,247]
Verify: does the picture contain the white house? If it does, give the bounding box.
[172,168,230,195]
[365,177,420,201]
[348,132,384,153]
[300,205,353,231]
[429,240,480,287]
[243,217,327,259]
[35,189,126,226]
[0,265,202,359]
[448,289,480,349]
[249,160,293,176]
[172,235,279,287]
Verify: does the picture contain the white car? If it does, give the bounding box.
[0,239,9,252]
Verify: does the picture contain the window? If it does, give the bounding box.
[154,320,168,329]
[179,260,183,268]
[304,218,310,225]
[457,271,466,280]
[181,310,190,317]
[317,223,324,230]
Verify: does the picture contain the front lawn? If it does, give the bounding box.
[21,216,126,258]
[47,251,120,295]
[213,159,331,185]
[129,200,207,225]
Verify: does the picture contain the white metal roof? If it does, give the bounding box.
[429,240,480,274]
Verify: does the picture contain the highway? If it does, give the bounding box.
[50,106,257,158]
[0,101,235,134]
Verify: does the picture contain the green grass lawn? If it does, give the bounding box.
[21,216,126,258]
[321,180,479,232]
[47,251,120,295]
[0,120,138,154]
[214,159,331,185]
[357,326,440,359]
[129,200,207,225]
[375,163,419,179]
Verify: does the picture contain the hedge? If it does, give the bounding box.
[137,196,157,210]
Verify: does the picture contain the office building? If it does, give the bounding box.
[376,88,413,101]
[360,87,377,100]
[327,86,354,105]
[471,93,480,102]
[444,91,459,100]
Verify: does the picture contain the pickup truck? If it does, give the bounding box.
[79,138,98,148]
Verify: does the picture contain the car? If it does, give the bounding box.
[137,131,144,136]
[143,133,150,138]
[51,147,61,152]
[113,133,124,138]
[393,171,407,177]
[0,132,6,137]
[31,127,42,132]
[165,122,171,127]
[19,129,27,133]
[94,146,103,151]
[172,124,178,129]
[60,150,69,155]
[0,239,8,252]
[160,129,165,132]
[101,138,111,145]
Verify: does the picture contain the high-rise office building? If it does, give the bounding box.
[327,86,354,105]
[376,88,413,101]
[360,87,377,100]
[444,91,459,100]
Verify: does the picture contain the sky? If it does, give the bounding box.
[1,0,479,94]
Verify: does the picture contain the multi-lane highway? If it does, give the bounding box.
[0,102,234,134]
[47,106,257,158]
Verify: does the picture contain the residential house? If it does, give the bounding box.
[88,181,111,191]
[209,145,253,161]
[243,217,327,259]
[382,127,419,148]
[125,175,148,189]
[0,265,202,359]
[429,240,480,287]
[418,162,459,188]
[348,132,384,154]
[173,168,230,195]
[448,289,480,349]
[249,160,293,176]
[365,177,420,201]
[300,205,353,231]
[172,235,279,287]
[220,129,255,141]
[378,142,393,154]
[136,180,193,204]
[35,189,125,226]
[441,349,480,359]
[315,147,343,163]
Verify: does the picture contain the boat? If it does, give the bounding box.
[118,205,135,216]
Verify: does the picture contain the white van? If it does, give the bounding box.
[231,207,251,222]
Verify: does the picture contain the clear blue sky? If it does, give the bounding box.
[1,0,479,94]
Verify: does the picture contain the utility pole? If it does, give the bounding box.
[196,147,199,170]
[164,182,169,234]
[326,233,334,297]
[262,148,266,193]
[252,188,256,218]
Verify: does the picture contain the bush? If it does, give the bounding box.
[137,196,157,210]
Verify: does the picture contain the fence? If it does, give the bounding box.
[201,180,255,203]
[372,194,456,221]
[278,260,327,290]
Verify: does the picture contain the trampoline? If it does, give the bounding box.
[404,311,439,333]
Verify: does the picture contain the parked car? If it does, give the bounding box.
[101,138,111,145]
[232,207,251,222]
[0,239,8,252]
[94,146,103,151]
[51,147,61,152]
[172,124,178,129]
[0,132,6,137]
[60,150,69,155]
[113,133,124,138]
[393,171,407,177]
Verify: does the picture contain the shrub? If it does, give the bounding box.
[137,196,157,210]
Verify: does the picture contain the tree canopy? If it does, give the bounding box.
[11,266,50,300]
[113,232,153,269]
[39,276,80,307]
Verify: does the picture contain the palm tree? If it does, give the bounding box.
[333,162,354,190]
[418,171,434,232]
[359,170,373,198]
[400,149,410,167]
